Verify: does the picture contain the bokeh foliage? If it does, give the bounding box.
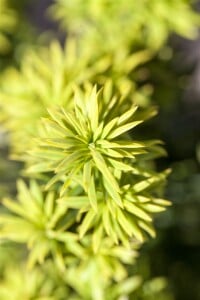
[50,0,200,52]
[0,0,199,299]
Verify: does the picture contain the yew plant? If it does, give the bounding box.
[0,0,199,299]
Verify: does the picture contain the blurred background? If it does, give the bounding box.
[0,1,200,299]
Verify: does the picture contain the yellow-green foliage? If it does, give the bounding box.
[0,41,152,157]
[0,180,77,269]
[50,0,199,52]
[0,180,140,299]
[25,85,170,248]
[0,258,173,300]
[0,38,104,155]
[1,0,198,299]
[0,262,70,300]
[0,82,171,298]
